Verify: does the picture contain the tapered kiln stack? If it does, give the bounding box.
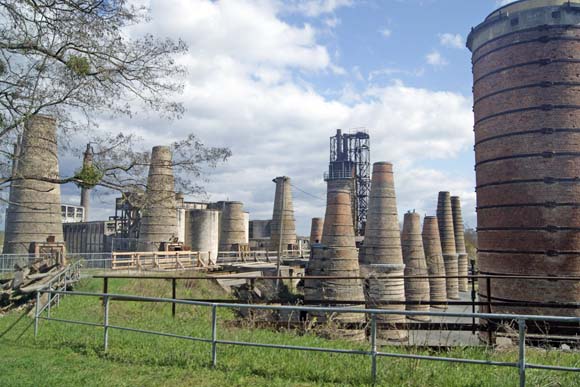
[137,146,178,252]
[360,162,407,341]
[3,115,64,254]
[437,192,459,300]
[422,216,448,309]
[401,211,431,321]
[451,196,469,292]
[270,176,297,252]
[304,178,365,340]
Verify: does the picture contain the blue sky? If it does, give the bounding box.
[52,0,514,235]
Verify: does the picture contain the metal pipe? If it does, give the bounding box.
[34,291,40,338]
[172,278,176,318]
[211,304,218,368]
[42,289,580,323]
[518,319,526,387]
[376,351,518,368]
[102,277,108,306]
[216,339,369,356]
[90,274,580,281]
[47,289,52,319]
[104,295,110,352]
[370,314,377,384]
[471,259,476,334]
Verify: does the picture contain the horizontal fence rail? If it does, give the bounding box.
[34,288,580,386]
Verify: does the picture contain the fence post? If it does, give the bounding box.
[518,319,526,387]
[471,260,476,335]
[47,288,52,319]
[172,278,177,318]
[486,277,494,344]
[370,314,377,385]
[211,304,218,367]
[34,291,40,338]
[102,277,109,306]
[103,295,110,352]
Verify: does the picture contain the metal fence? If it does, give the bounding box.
[0,254,49,273]
[34,288,580,386]
[1,250,308,275]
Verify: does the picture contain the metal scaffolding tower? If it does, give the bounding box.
[325,129,371,236]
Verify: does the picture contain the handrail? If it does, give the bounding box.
[33,287,580,386]
[90,273,580,281]
[42,289,580,323]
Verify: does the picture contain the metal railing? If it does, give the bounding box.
[32,260,82,335]
[0,253,53,273]
[33,288,580,386]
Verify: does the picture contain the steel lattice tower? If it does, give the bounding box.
[325,129,371,236]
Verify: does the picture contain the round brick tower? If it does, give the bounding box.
[467,0,580,317]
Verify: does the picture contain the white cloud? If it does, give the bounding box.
[496,0,514,6]
[439,33,464,49]
[426,50,448,66]
[368,67,425,81]
[323,16,340,28]
[75,0,474,234]
[379,28,392,38]
[286,0,354,17]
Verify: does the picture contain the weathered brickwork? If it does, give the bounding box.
[468,4,580,317]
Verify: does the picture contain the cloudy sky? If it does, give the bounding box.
[60,0,515,235]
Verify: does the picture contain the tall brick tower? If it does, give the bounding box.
[468,0,580,318]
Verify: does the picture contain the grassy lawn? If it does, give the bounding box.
[0,276,578,386]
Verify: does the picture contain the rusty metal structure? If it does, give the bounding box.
[325,129,370,236]
[137,146,178,252]
[436,192,459,300]
[422,216,448,309]
[468,0,580,316]
[451,196,469,293]
[360,162,407,341]
[309,217,324,245]
[3,115,64,254]
[304,178,366,340]
[270,176,297,251]
[401,211,431,321]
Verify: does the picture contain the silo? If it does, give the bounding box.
[309,218,324,245]
[422,216,448,309]
[360,162,407,341]
[218,201,247,251]
[270,176,297,251]
[137,146,178,252]
[437,192,459,300]
[185,209,220,264]
[467,0,580,316]
[304,178,365,340]
[3,115,64,254]
[451,196,469,292]
[401,211,431,321]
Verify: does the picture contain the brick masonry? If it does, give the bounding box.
[470,13,580,316]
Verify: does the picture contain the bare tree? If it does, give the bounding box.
[0,1,231,202]
[0,0,186,134]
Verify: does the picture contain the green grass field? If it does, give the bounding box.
[1,277,578,386]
